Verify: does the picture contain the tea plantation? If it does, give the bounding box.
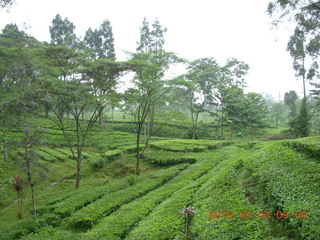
[0,120,320,240]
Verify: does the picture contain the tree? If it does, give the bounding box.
[0,40,48,219]
[268,1,320,136]
[0,0,14,8]
[238,93,269,136]
[172,58,218,139]
[84,19,115,59]
[150,19,167,51]
[100,20,115,59]
[126,50,177,174]
[289,97,311,137]
[136,17,168,139]
[211,59,249,138]
[284,90,299,117]
[268,0,320,61]
[49,14,77,48]
[136,17,152,52]
[287,27,308,98]
[266,100,288,127]
[42,46,127,189]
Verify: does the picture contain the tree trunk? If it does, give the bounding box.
[148,105,155,138]
[44,104,49,118]
[302,57,306,99]
[75,138,82,189]
[136,124,141,175]
[30,182,36,220]
[144,121,147,138]
[25,141,37,219]
[111,107,114,123]
[3,142,8,161]
[220,111,224,138]
[99,114,102,127]
[76,157,81,189]
[192,112,199,140]
[75,118,82,189]
[303,75,306,99]
[81,111,85,121]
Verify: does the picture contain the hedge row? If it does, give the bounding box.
[150,141,208,152]
[125,150,233,240]
[149,140,233,152]
[191,146,269,240]
[49,175,144,218]
[67,164,188,229]
[90,149,123,170]
[144,149,196,166]
[82,154,220,239]
[283,141,320,161]
[244,143,320,239]
[38,148,69,162]
[6,175,149,239]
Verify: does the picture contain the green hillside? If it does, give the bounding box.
[1,118,319,239]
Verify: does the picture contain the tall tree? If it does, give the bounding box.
[84,19,115,59]
[126,50,177,174]
[284,90,299,117]
[100,20,115,59]
[42,47,127,188]
[150,19,167,51]
[240,93,269,132]
[49,14,77,48]
[0,38,48,219]
[211,59,249,138]
[289,97,311,137]
[172,58,218,139]
[287,27,308,98]
[0,0,14,8]
[136,17,151,52]
[268,1,320,137]
[137,17,167,52]
[136,18,167,139]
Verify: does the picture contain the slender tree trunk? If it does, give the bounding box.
[148,105,155,138]
[302,57,306,98]
[17,190,23,219]
[81,111,85,121]
[44,104,49,118]
[136,124,141,175]
[303,75,306,99]
[75,138,82,189]
[75,118,82,189]
[192,112,199,139]
[3,141,8,161]
[30,182,36,220]
[191,110,195,139]
[220,110,224,138]
[24,123,37,220]
[76,157,81,189]
[99,114,102,127]
[111,107,114,123]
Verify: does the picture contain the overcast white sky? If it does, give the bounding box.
[0,0,308,100]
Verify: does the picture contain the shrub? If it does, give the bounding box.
[67,164,187,229]
[84,152,222,240]
[144,150,196,166]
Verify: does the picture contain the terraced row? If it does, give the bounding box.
[150,140,233,152]
[67,164,188,229]
[243,143,320,239]
[82,152,222,239]
[125,148,243,240]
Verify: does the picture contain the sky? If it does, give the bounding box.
[0,0,309,100]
